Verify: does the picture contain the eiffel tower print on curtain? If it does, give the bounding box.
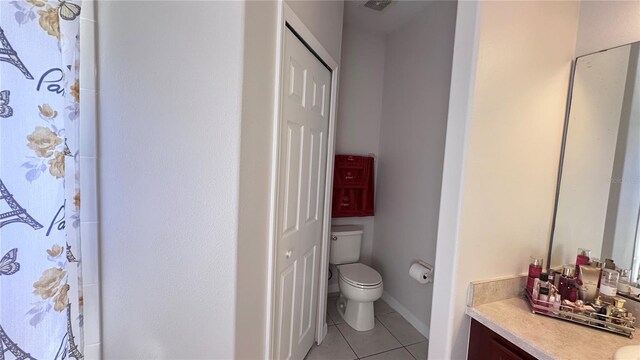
[66,304,83,360]
[0,178,42,230]
[0,324,36,360]
[0,26,33,80]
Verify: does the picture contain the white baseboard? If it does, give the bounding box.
[381,292,430,339]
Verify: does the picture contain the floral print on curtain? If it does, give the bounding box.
[0,0,83,359]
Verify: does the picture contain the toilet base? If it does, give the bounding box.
[337,294,375,331]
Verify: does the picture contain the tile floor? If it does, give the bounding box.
[305,295,429,360]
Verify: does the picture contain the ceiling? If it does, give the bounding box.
[343,0,436,35]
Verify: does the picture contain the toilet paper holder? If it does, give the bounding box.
[410,260,434,284]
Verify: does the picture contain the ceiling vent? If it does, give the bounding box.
[363,0,392,12]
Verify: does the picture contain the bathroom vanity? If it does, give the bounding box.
[468,318,535,360]
[466,40,640,359]
[466,277,640,359]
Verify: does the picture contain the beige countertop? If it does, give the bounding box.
[466,297,640,360]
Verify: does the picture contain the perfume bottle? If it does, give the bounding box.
[568,286,578,303]
[539,272,549,291]
[617,269,630,295]
[527,256,543,293]
[537,287,550,313]
[611,298,628,327]
[600,269,619,303]
[553,294,561,314]
[575,248,591,274]
[559,265,575,300]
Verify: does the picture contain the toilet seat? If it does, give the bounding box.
[338,263,382,288]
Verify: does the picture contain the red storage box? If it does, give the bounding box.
[332,155,375,217]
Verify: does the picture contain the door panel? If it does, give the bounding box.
[276,263,297,360]
[274,27,331,360]
[282,123,303,235]
[298,246,316,340]
[306,130,322,223]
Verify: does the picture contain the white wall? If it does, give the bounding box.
[235,1,278,359]
[331,25,386,277]
[97,1,244,358]
[429,1,580,358]
[285,0,344,61]
[575,0,640,57]
[372,1,457,336]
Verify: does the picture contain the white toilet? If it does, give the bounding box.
[330,225,383,331]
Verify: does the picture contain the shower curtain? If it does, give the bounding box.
[0,0,84,358]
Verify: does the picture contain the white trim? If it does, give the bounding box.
[428,1,482,359]
[264,1,285,356]
[265,2,340,358]
[79,1,101,357]
[381,292,430,340]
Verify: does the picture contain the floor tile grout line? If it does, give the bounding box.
[375,314,406,347]
[328,298,408,360]
[337,319,403,359]
[334,321,359,359]
[354,317,404,359]
[377,312,428,348]
[404,339,429,347]
[403,345,419,360]
[357,345,407,360]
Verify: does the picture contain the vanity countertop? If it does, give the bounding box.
[466,297,640,360]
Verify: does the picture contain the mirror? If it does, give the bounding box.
[549,41,640,287]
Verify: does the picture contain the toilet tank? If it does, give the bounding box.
[329,225,363,265]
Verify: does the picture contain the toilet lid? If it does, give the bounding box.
[338,263,382,287]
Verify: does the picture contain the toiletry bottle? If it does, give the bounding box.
[599,269,619,304]
[537,273,549,305]
[591,258,603,296]
[552,269,561,290]
[527,256,543,293]
[575,248,591,274]
[540,272,549,291]
[605,259,616,270]
[559,265,575,300]
[553,294,561,314]
[532,277,540,301]
[617,269,630,295]
[568,286,578,303]
[611,298,628,326]
[538,287,550,302]
[578,264,600,302]
[605,304,615,329]
[538,287,550,312]
[548,294,556,313]
[590,296,603,313]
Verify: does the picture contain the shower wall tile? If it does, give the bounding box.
[79,5,101,357]
[80,221,99,286]
[80,157,97,222]
[80,89,97,158]
[80,18,96,91]
[83,284,101,345]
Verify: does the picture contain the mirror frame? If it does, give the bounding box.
[547,42,640,274]
[546,58,576,271]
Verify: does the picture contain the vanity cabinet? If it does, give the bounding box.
[468,319,537,360]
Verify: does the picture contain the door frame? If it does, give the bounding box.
[265,2,340,358]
